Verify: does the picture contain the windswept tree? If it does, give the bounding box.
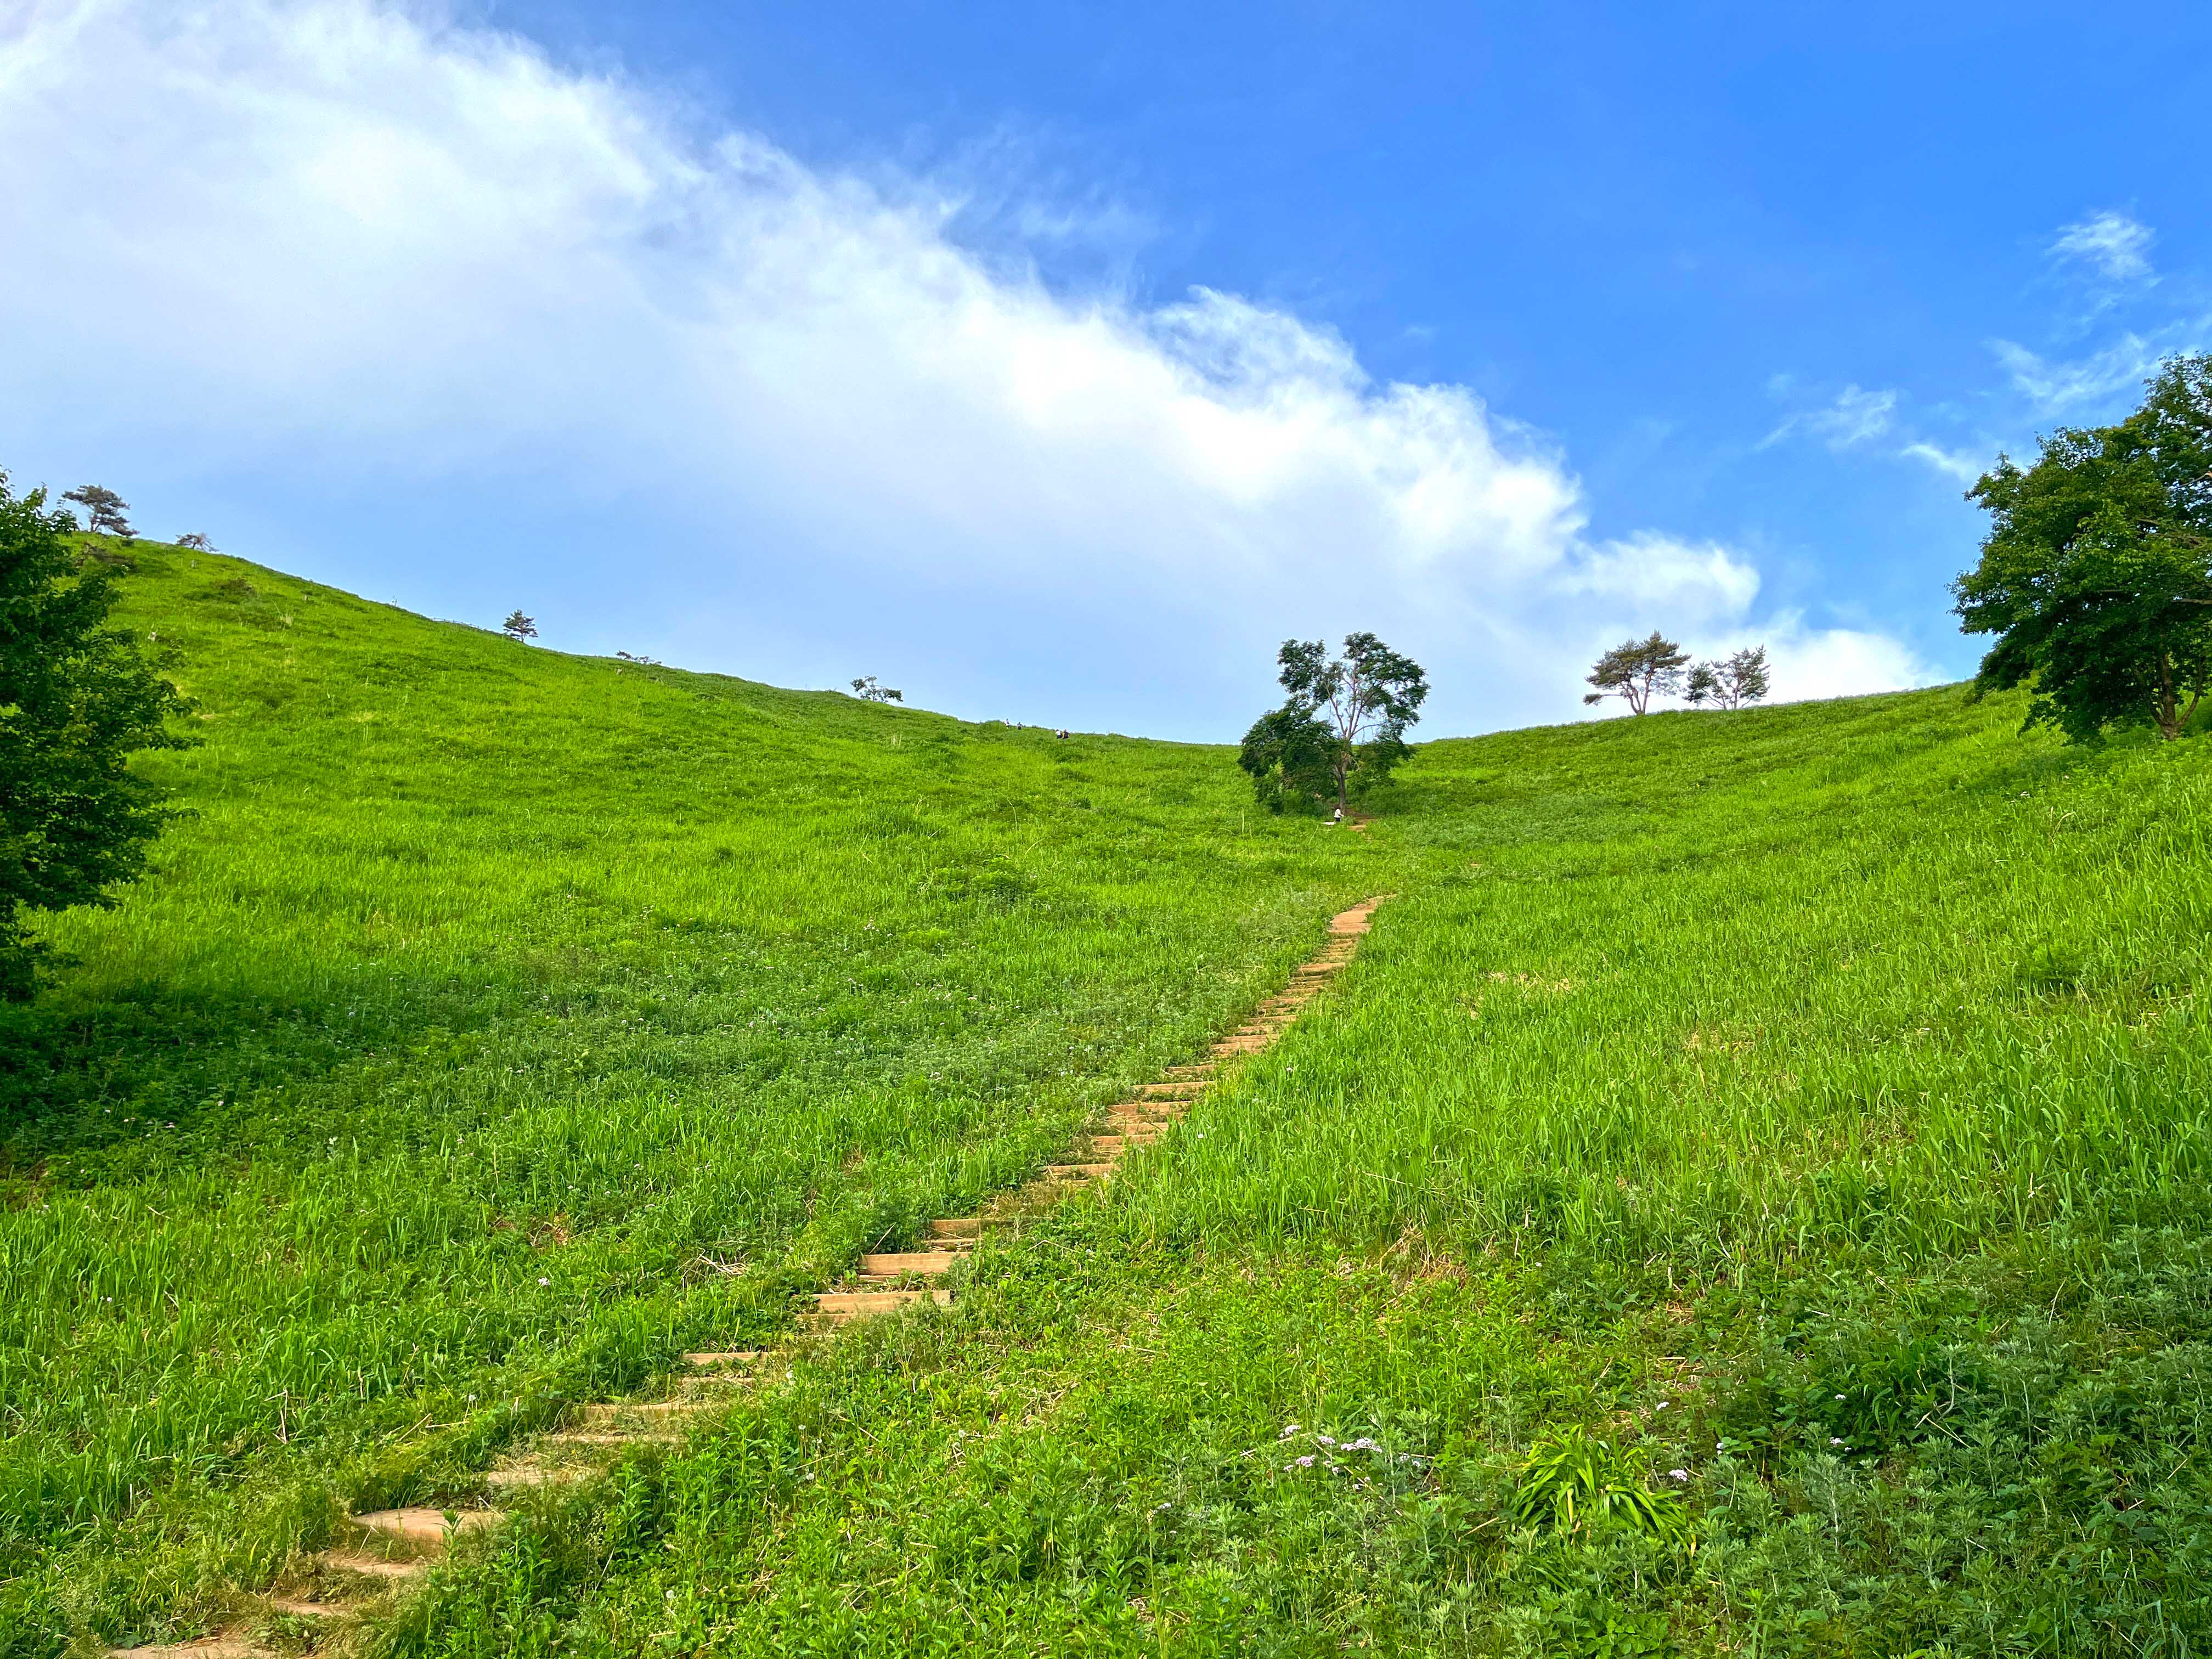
[1,472,190,998]
[501,610,538,642]
[1241,633,1428,812]
[1686,645,1771,710]
[61,484,133,540]
[1583,632,1689,714]
[851,676,902,703]
[1955,353,2212,742]
[174,533,213,551]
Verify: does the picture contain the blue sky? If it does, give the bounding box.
[3,0,2208,738]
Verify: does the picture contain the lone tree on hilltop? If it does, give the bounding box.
[1955,352,2212,742]
[501,610,538,642]
[1241,633,1428,813]
[1686,645,1771,710]
[1583,632,1689,714]
[175,533,213,551]
[0,471,190,998]
[61,484,133,540]
[851,676,902,703]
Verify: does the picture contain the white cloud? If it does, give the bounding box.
[1761,385,1897,451]
[1990,335,2159,415]
[1556,534,1760,631]
[1753,618,1933,704]
[1899,441,1985,483]
[0,0,1923,734]
[2051,210,2155,282]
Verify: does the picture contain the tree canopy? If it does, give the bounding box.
[1240,632,1427,812]
[1954,354,2212,743]
[1583,632,1689,714]
[61,484,133,540]
[501,610,538,641]
[0,473,189,997]
[1687,645,1771,710]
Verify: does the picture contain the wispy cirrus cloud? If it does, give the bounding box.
[2051,209,2157,283]
[1759,383,1897,451]
[1899,442,1985,484]
[1762,382,1994,483]
[1990,334,2163,415]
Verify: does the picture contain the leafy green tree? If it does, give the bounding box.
[61,484,133,540]
[501,610,538,641]
[1242,633,1427,813]
[1954,354,2212,742]
[1,472,190,998]
[1236,704,1336,812]
[850,675,903,703]
[1583,631,1689,714]
[1686,645,1771,710]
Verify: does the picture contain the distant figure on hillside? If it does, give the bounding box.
[1056,729,1069,740]
[1330,805,1344,827]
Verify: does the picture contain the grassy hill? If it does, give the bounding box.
[7,542,2212,1656]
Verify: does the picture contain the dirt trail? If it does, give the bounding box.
[110,898,1385,1657]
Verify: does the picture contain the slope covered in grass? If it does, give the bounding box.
[0,542,1386,1648]
[385,688,2212,1656]
[10,540,2212,1657]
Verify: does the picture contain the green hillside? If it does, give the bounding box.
[7,543,2212,1656]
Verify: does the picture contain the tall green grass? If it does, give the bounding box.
[401,686,2212,1657]
[0,543,1386,1650]
[14,539,2212,1655]
[1125,691,2212,1267]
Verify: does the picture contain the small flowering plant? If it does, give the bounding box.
[1266,1421,1425,1491]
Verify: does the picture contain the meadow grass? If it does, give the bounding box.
[0,543,1387,1650]
[377,687,2212,1656]
[10,541,2212,1656]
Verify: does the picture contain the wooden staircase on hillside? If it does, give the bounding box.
[109,898,1384,1657]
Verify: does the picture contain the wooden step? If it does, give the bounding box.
[810,1288,952,1314]
[682,1350,760,1369]
[545,1429,682,1447]
[352,1507,498,1548]
[262,1595,342,1618]
[1159,1065,1216,1079]
[484,1464,587,1489]
[1137,1081,1205,1097]
[108,1640,268,1658]
[321,1550,428,1581]
[574,1401,704,1425]
[928,1217,982,1238]
[1044,1163,1117,1181]
[857,1250,964,1276]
